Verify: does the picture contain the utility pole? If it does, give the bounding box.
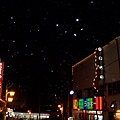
[3,80,14,120]
[67,60,73,118]
[3,82,8,120]
[38,94,40,120]
[38,79,40,120]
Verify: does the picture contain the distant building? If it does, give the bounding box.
[72,36,120,120]
[41,66,71,119]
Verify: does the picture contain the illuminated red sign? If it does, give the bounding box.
[95,96,102,110]
[0,62,4,98]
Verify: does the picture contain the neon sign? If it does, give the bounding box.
[79,98,93,110]
[95,96,102,110]
[73,97,103,110]
[73,99,79,109]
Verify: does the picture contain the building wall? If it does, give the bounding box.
[72,53,95,92]
[104,38,120,84]
[103,37,120,114]
[72,36,120,120]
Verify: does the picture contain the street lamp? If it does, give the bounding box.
[58,104,63,120]
[27,110,31,120]
[58,105,62,108]
[69,90,74,95]
[68,90,74,119]
[3,90,15,120]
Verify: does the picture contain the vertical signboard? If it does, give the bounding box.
[73,99,79,109]
[79,99,84,109]
[0,62,4,98]
[95,96,103,110]
[86,98,93,109]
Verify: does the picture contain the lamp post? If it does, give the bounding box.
[68,90,74,120]
[27,110,31,120]
[58,104,63,120]
[3,85,15,120]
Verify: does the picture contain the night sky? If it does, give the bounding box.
[0,0,120,109]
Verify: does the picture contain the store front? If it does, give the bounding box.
[114,109,120,120]
[73,97,103,120]
[78,110,103,120]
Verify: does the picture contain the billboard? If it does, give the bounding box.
[0,62,4,98]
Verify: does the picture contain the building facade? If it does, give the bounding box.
[72,36,120,120]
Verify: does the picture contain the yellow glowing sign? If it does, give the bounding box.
[8,97,13,102]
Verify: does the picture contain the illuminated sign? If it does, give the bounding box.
[73,99,79,109]
[79,98,93,110]
[79,99,84,109]
[86,98,93,109]
[73,97,103,110]
[95,96,102,110]
[0,62,4,98]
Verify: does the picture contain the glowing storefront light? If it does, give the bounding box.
[13,112,50,119]
[115,110,120,119]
